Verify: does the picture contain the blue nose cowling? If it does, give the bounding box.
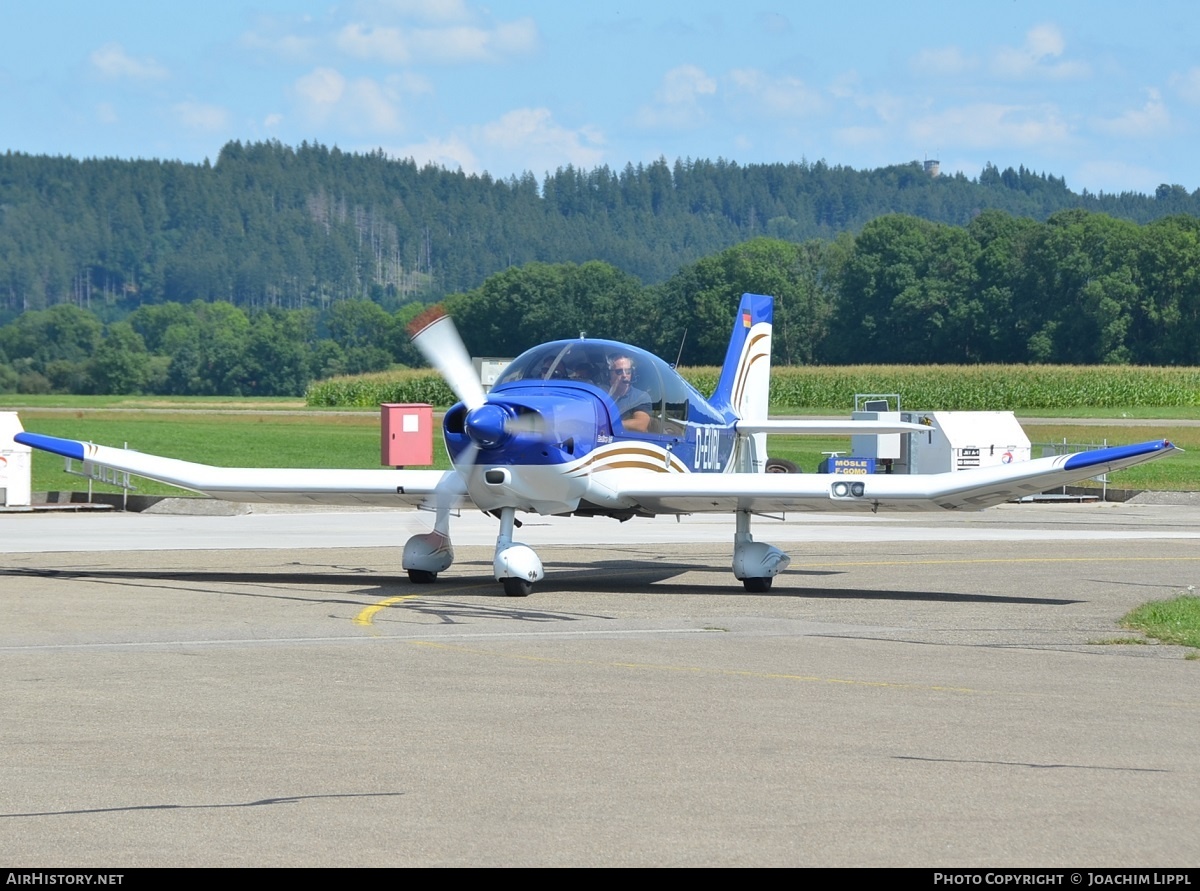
[464,403,512,449]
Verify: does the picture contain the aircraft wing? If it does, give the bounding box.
[610,439,1178,515]
[736,419,929,436]
[14,432,456,507]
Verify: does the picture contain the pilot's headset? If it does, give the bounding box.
[607,353,635,377]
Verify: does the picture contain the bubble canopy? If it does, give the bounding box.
[493,339,723,432]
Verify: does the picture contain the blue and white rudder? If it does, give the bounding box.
[711,293,773,472]
[710,292,768,475]
[711,293,773,420]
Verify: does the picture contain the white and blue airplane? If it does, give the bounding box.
[15,294,1177,597]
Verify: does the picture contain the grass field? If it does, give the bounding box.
[1121,593,1200,654]
[8,398,1197,497]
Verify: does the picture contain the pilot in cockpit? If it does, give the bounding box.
[534,354,566,380]
[606,352,653,432]
[563,353,599,385]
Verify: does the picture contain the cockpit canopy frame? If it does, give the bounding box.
[494,339,710,434]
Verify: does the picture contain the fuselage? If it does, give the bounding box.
[442,339,740,516]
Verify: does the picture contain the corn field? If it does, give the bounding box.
[307,364,1200,410]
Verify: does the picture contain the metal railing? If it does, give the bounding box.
[1031,439,1111,498]
[63,443,136,510]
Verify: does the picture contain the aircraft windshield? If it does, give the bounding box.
[495,340,692,434]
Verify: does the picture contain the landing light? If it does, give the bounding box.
[831,481,866,498]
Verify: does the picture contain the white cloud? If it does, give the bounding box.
[292,67,404,133]
[352,79,404,131]
[1093,89,1169,138]
[295,67,347,113]
[410,19,537,62]
[478,107,605,170]
[828,70,861,101]
[363,0,472,24]
[263,113,284,129]
[388,108,603,177]
[1027,23,1065,58]
[173,102,230,132]
[89,43,169,81]
[337,24,411,64]
[828,70,905,125]
[991,23,1089,80]
[661,64,717,104]
[728,69,822,118]
[635,65,717,129]
[95,103,119,125]
[337,16,536,64]
[909,103,1071,149]
[390,135,479,172]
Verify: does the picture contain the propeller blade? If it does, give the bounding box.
[417,440,477,519]
[409,309,487,412]
[504,412,548,438]
[449,440,480,478]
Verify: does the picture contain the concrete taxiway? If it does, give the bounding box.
[1,501,1198,866]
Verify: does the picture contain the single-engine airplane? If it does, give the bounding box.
[15,293,1177,597]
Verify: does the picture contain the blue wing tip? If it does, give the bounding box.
[13,432,87,461]
[1062,439,1175,471]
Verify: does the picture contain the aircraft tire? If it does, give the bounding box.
[765,457,800,474]
[408,569,438,584]
[502,577,534,597]
[743,576,773,593]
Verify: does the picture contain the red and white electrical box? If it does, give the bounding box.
[381,403,434,467]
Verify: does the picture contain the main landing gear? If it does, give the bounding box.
[731,510,790,593]
[405,508,787,596]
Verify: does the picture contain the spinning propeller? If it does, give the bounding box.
[409,308,548,462]
[408,309,487,413]
[405,308,551,592]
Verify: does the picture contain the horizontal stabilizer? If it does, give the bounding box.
[736,419,930,436]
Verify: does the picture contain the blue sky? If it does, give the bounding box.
[4,1,1200,195]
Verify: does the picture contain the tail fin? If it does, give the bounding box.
[711,293,773,420]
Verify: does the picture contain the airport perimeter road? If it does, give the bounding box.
[1,503,1198,867]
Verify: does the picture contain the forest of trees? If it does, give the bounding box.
[3,208,1199,396]
[4,140,1200,321]
[2,141,1199,396]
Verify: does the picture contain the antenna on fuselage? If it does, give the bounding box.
[673,327,688,369]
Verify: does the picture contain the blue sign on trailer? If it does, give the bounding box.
[818,456,876,474]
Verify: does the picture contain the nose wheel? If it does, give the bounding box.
[502,577,534,597]
[493,507,544,596]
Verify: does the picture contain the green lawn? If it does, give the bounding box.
[1121,594,1200,653]
[17,409,420,496]
[8,399,1197,496]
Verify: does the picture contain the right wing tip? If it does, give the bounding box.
[13,431,86,461]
